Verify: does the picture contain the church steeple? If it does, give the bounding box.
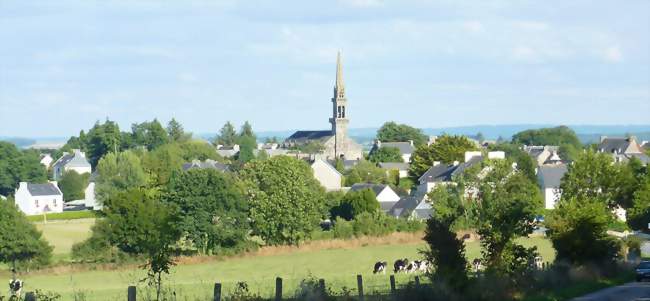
[335,51,345,98]
[330,51,349,159]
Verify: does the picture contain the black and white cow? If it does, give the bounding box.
[9,279,23,298]
[472,259,483,273]
[373,261,388,274]
[394,258,409,273]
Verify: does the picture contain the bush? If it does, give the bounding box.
[332,217,354,239]
[26,210,98,222]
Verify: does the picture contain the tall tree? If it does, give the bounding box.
[95,151,148,208]
[409,135,477,179]
[164,169,249,254]
[178,140,222,161]
[0,142,47,196]
[214,121,237,147]
[58,170,90,201]
[0,200,53,276]
[166,118,189,142]
[239,121,255,139]
[241,156,325,245]
[86,120,122,167]
[331,188,380,220]
[376,121,427,146]
[627,172,650,233]
[560,150,622,208]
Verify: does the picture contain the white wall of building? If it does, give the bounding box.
[14,182,64,216]
[312,160,342,191]
[376,187,400,204]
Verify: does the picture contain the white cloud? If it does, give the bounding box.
[603,45,623,62]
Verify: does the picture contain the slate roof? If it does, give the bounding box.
[327,159,360,170]
[388,195,430,219]
[622,153,650,165]
[27,183,62,196]
[371,141,415,155]
[182,160,229,172]
[380,201,398,212]
[350,183,387,196]
[599,138,640,154]
[418,156,484,184]
[378,162,410,170]
[285,130,333,144]
[537,164,568,188]
[52,150,91,169]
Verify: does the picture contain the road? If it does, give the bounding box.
[573,282,650,301]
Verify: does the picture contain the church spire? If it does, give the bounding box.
[335,51,345,98]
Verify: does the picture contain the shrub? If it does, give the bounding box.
[332,217,354,239]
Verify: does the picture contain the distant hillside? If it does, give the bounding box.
[0,137,36,148]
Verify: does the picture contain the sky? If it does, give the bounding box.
[1,0,649,137]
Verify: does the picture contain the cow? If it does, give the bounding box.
[406,261,418,274]
[472,259,483,273]
[373,261,388,274]
[416,260,430,272]
[394,258,409,273]
[8,279,23,298]
[532,256,543,270]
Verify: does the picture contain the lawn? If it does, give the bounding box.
[1,225,555,301]
[34,218,95,257]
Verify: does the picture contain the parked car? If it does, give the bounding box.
[635,261,650,282]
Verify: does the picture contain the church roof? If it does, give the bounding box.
[285,130,333,144]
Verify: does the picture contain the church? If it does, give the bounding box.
[283,52,364,161]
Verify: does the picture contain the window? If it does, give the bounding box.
[54,199,57,207]
[35,199,39,207]
[342,106,346,118]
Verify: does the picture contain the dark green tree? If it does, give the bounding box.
[0,142,47,196]
[560,150,621,208]
[489,142,536,182]
[0,200,53,276]
[86,120,122,167]
[512,126,581,148]
[241,156,325,245]
[58,170,90,201]
[164,169,249,254]
[368,146,403,163]
[376,121,427,146]
[628,172,650,233]
[344,161,386,186]
[167,118,190,142]
[178,140,222,161]
[409,135,477,179]
[95,151,148,208]
[214,121,237,147]
[331,188,379,220]
[236,135,257,165]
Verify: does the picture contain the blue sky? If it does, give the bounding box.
[1,0,649,137]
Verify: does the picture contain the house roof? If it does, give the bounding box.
[285,130,333,144]
[622,153,650,165]
[182,159,229,172]
[380,201,398,212]
[537,164,568,188]
[389,195,424,218]
[52,150,91,169]
[418,155,484,183]
[327,159,360,170]
[599,138,641,154]
[349,183,387,196]
[378,162,410,170]
[372,141,415,155]
[27,183,62,196]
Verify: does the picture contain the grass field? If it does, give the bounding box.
[2,219,555,301]
[34,218,95,257]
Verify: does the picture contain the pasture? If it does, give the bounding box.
[34,218,95,257]
[3,220,555,300]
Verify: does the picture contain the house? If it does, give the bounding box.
[14,182,63,215]
[598,136,650,164]
[39,154,53,168]
[283,52,363,161]
[51,149,92,180]
[523,145,561,166]
[388,194,431,220]
[327,159,361,171]
[537,164,568,209]
[311,159,343,191]
[215,145,240,158]
[349,183,400,212]
[378,162,410,178]
[182,159,230,172]
[255,143,289,157]
[369,140,415,163]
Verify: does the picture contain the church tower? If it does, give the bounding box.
[330,51,349,159]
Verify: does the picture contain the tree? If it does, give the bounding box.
[141,143,184,187]
[368,146,403,163]
[409,135,477,179]
[131,119,169,151]
[167,118,190,142]
[628,172,650,233]
[376,122,428,146]
[344,161,386,186]
[512,126,581,148]
[331,188,379,220]
[0,142,48,196]
[424,186,468,292]
[236,135,256,165]
[178,140,222,161]
[476,132,485,144]
[99,188,181,300]
[95,151,148,208]
[86,120,122,167]
[560,150,621,208]
[0,200,53,277]
[58,170,90,201]
[239,121,256,139]
[546,197,620,265]
[164,169,249,254]
[489,142,536,182]
[241,156,325,245]
[214,121,237,147]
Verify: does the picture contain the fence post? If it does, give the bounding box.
[357,274,364,300]
[275,277,283,301]
[213,283,222,301]
[24,292,36,301]
[389,275,396,295]
[415,276,420,287]
[128,286,136,301]
[319,278,326,296]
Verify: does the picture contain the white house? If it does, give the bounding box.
[311,159,343,191]
[349,183,401,213]
[52,149,92,180]
[14,182,63,215]
[523,146,561,166]
[39,154,53,168]
[370,140,415,163]
[537,164,568,209]
[378,162,410,178]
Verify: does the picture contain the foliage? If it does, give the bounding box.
[368,146,403,163]
[71,221,125,263]
[236,135,257,165]
[560,150,625,208]
[332,217,354,239]
[293,141,326,155]
[0,142,48,196]
[241,156,326,245]
[0,199,53,272]
[330,188,379,220]
[58,170,90,201]
[131,119,170,151]
[95,151,148,209]
[409,135,477,179]
[85,120,122,167]
[376,121,428,146]
[213,121,237,147]
[166,118,191,143]
[100,188,182,299]
[343,161,386,186]
[177,140,222,161]
[164,169,249,254]
[627,172,650,232]
[546,197,620,265]
[141,143,184,187]
[489,142,536,181]
[512,126,582,149]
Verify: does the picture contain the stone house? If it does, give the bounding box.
[537,164,568,209]
[311,159,343,191]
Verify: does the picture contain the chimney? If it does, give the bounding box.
[433,161,440,166]
[18,182,28,190]
[487,151,505,160]
[233,144,240,152]
[464,151,482,162]
[453,161,460,166]
[409,140,414,146]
